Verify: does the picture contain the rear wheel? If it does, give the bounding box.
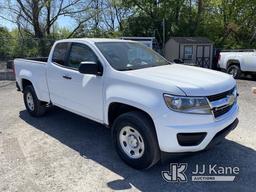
[23,85,47,117]
[227,64,241,79]
[112,111,160,169]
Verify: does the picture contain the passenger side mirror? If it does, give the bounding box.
[173,59,184,64]
[78,61,103,76]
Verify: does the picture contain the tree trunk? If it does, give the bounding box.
[46,0,52,35]
[192,0,204,35]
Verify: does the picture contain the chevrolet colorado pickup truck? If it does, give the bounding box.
[218,49,256,78]
[14,38,239,169]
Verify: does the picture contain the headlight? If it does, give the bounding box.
[163,94,211,114]
[232,86,238,100]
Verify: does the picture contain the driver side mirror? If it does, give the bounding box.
[78,61,103,76]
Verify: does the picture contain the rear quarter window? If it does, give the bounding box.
[52,42,69,65]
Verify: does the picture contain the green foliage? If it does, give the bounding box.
[0,29,55,58]
[0,27,13,59]
[0,0,255,60]
[122,0,256,49]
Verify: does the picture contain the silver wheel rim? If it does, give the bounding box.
[119,126,145,159]
[228,67,238,77]
[26,92,34,111]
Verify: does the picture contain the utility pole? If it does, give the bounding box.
[161,0,166,51]
[162,18,165,49]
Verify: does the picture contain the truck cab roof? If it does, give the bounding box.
[56,38,134,44]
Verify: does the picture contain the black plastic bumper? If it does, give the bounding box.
[176,118,238,147]
[205,118,239,150]
[177,132,207,146]
[16,81,21,91]
[161,118,239,160]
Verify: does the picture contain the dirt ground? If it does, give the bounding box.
[0,79,255,192]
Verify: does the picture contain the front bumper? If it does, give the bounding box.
[16,81,21,91]
[154,103,239,153]
[205,118,238,150]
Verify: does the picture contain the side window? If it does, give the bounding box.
[67,43,98,69]
[184,46,193,60]
[52,42,69,65]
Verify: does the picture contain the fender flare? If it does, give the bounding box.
[19,70,40,100]
[105,97,158,126]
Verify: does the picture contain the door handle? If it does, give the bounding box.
[62,75,72,80]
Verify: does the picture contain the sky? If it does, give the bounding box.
[0,0,80,31]
[0,15,76,31]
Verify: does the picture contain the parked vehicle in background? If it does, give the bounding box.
[218,49,256,78]
[6,60,14,70]
[14,38,239,169]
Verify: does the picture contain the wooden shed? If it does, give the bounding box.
[164,37,213,68]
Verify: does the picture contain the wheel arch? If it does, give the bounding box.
[227,59,241,69]
[20,78,44,102]
[108,102,161,163]
[21,78,33,91]
[18,69,50,102]
[107,102,155,129]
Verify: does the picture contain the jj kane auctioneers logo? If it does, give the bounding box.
[162,163,239,182]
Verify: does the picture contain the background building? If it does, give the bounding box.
[164,37,213,68]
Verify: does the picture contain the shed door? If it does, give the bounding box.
[196,45,211,68]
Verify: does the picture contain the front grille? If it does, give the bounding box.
[212,104,233,118]
[207,87,236,118]
[207,87,235,102]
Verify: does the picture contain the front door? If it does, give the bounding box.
[47,42,104,122]
[196,45,211,68]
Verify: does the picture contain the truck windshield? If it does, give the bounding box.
[95,42,169,71]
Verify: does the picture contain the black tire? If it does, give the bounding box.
[23,85,47,117]
[112,111,160,169]
[251,73,256,80]
[227,64,241,79]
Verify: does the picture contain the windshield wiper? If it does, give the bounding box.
[119,67,135,71]
[119,62,171,71]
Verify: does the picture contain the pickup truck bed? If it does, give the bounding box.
[15,58,50,102]
[25,57,48,62]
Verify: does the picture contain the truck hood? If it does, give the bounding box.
[126,64,236,96]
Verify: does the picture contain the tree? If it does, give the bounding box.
[1,0,256,51]
[0,0,95,38]
[102,0,132,31]
[85,0,132,37]
[0,27,12,59]
[123,0,256,49]
[0,0,97,55]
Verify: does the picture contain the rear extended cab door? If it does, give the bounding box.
[46,41,104,123]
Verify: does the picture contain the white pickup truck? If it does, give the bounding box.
[218,50,256,78]
[14,38,239,169]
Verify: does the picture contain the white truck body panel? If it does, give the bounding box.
[47,60,104,123]
[14,38,239,153]
[14,59,50,102]
[218,51,256,72]
[125,64,235,96]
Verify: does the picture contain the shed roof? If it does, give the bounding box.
[170,37,212,44]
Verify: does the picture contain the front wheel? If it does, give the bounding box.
[227,65,241,79]
[112,111,160,169]
[23,85,47,117]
